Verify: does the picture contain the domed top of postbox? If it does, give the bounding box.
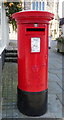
[12,11,54,24]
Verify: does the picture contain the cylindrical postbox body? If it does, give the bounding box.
[12,11,54,116]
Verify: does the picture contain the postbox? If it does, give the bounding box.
[12,11,54,116]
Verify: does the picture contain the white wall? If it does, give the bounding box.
[62,1,64,36]
[62,24,64,35]
[0,4,1,44]
[2,4,9,48]
[0,3,9,54]
[62,1,64,17]
[58,0,64,18]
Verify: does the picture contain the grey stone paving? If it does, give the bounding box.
[1,40,64,118]
[0,55,2,120]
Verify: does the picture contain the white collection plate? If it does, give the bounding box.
[31,37,40,52]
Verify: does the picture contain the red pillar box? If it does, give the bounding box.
[12,11,54,116]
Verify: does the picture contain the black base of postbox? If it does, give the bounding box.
[17,87,48,116]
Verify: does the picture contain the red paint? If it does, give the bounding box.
[12,11,54,92]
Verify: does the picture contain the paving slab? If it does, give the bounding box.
[48,81,62,94]
[48,73,61,82]
[48,94,62,118]
[56,94,62,105]
[49,62,62,70]
[0,56,2,120]
[62,106,64,117]
[56,80,62,90]
[49,68,62,74]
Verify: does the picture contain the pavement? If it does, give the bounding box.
[1,40,64,118]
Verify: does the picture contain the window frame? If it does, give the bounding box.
[31,0,45,11]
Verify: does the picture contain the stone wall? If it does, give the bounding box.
[62,1,64,18]
[24,0,31,10]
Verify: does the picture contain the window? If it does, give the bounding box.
[39,2,41,10]
[31,1,45,11]
[36,2,38,10]
[41,2,44,11]
[32,2,35,10]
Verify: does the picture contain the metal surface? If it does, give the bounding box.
[17,87,48,116]
[12,11,54,92]
[12,11,54,116]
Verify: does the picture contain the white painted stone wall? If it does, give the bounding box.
[0,4,2,47]
[2,4,9,48]
[62,1,64,36]
[62,1,64,17]
[0,3,9,54]
[62,24,64,35]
